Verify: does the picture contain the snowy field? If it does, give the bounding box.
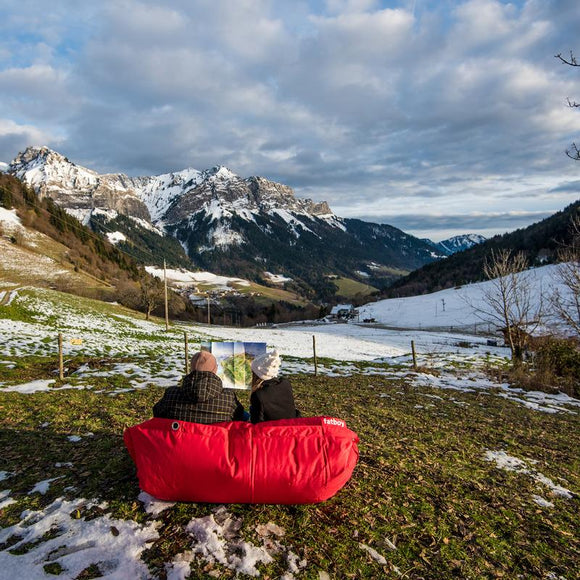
[0,285,578,416]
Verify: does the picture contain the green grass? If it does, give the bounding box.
[1,372,578,578]
[332,277,378,298]
[0,285,578,577]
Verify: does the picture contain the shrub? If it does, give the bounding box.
[530,336,580,397]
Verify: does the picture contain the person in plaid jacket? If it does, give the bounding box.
[153,351,246,424]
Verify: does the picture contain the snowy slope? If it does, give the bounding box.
[136,167,204,222]
[145,266,251,290]
[358,264,567,332]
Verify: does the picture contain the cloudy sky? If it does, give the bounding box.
[1,0,579,241]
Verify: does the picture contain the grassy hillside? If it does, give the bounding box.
[0,174,315,323]
[0,216,116,297]
[331,276,378,299]
[0,288,579,578]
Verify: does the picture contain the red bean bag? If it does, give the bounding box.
[124,416,359,504]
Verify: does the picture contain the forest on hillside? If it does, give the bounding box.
[386,200,580,298]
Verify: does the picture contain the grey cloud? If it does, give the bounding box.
[356,211,555,238]
[548,180,580,194]
[1,0,580,240]
[0,132,43,164]
[0,120,58,164]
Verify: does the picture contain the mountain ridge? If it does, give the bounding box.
[6,146,446,298]
[429,233,487,255]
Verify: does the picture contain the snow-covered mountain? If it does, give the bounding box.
[8,146,332,230]
[422,234,486,256]
[7,146,446,295]
[436,234,486,254]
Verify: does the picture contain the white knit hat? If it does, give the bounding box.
[251,350,281,380]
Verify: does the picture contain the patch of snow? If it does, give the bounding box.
[146,266,250,289]
[0,207,22,227]
[137,167,203,222]
[1,379,55,393]
[0,489,16,509]
[0,496,158,578]
[91,208,119,221]
[269,207,318,238]
[166,552,195,580]
[359,543,387,565]
[138,491,175,515]
[185,507,274,577]
[319,213,346,231]
[130,214,165,235]
[532,495,555,508]
[29,477,60,495]
[263,271,292,284]
[209,223,245,248]
[484,450,575,499]
[106,231,126,244]
[65,207,92,224]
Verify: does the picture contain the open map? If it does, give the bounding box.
[201,341,267,389]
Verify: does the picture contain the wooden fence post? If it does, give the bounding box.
[411,340,417,371]
[184,332,189,375]
[313,335,318,376]
[163,260,169,332]
[58,333,64,380]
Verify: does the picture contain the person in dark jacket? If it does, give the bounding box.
[153,351,245,424]
[250,350,300,424]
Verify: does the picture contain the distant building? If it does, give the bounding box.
[330,304,356,320]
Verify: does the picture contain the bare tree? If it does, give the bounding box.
[556,51,580,160]
[478,249,543,363]
[551,215,580,336]
[139,276,164,321]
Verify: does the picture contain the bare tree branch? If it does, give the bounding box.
[566,143,580,161]
[557,50,580,160]
[551,214,580,336]
[555,51,579,66]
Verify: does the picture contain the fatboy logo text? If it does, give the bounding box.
[323,418,345,428]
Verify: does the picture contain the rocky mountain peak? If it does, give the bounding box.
[8,146,150,222]
[205,165,237,181]
[13,145,61,165]
[7,145,338,232]
[437,234,486,254]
